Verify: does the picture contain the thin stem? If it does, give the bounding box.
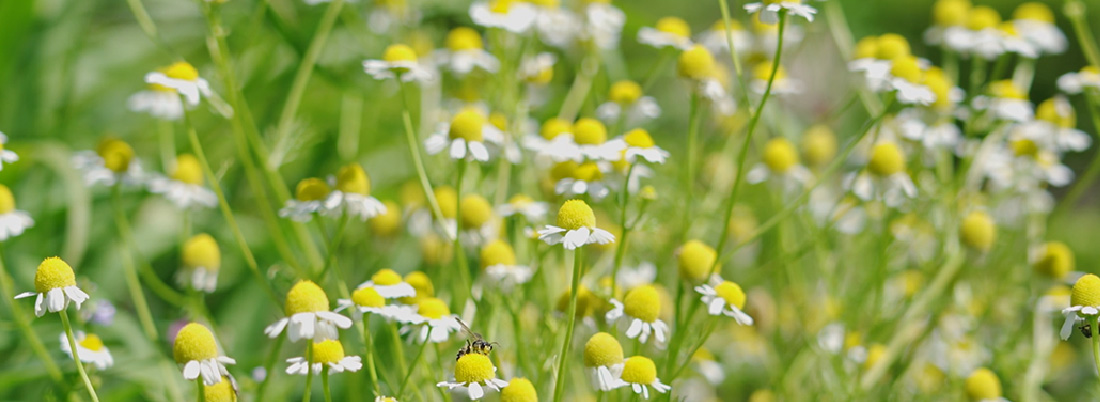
[318,214,350,281]
[303,343,315,402]
[389,322,410,390]
[552,248,584,402]
[452,160,473,310]
[322,366,332,402]
[1092,315,1100,381]
[273,0,347,144]
[113,185,188,308]
[669,315,720,382]
[158,120,176,172]
[679,93,703,241]
[124,0,159,43]
[1066,0,1100,68]
[362,318,382,395]
[255,332,286,401]
[397,339,430,399]
[610,162,638,296]
[60,310,100,402]
[559,54,599,122]
[398,82,446,227]
[716,0,753,111]
[111,184,160,341]
[196,379,206,402]
[0,247,63,383]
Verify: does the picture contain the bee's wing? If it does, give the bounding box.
[456,318,477,339]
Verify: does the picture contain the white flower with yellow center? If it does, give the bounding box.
[480,240,533,292]
[887,56,937,105]
[1012,2,1065,55]
[0,184,33,240]
[518,52,556,84]
[264,281,353,342]
[584,332,625,391]
[982,137,1072,191]
[335,285,417,321]
[179,233,221,293]
[691,348,725,385]
[59,331,113,369]
[695,279,754,325]
[323,162,387,220]
[72,138,146,188]
[596,81,662,126]
[495,194,548,221]
[523,118,579,161]
[848,34,908,92]
[975,80,1034,122]
[359,268,417,299]
[569,118,626,161]
[538,199,615,249]
[172,323,235,386]
[434,28,499,75]
[581,1,626,50]
[998,23,1037,58]
[279,178,331,222]
[1057,66,1100,94]
[956,6,1005,60]
[143,61,212,108]
[965,368,1009,402]
[286,339,363,375]
[750,62,801,95]
[923,0,972,51]
[0,132,19,170]
[533,2,579,49]
[470,0,537,33]
[363,44,434,83]
[698,19,751,55]
[426,108,505,162]
[637,17,693,50]
[148,154,217,209]
[437,354,509,400]
[845,141,917,207]
[609,129,668,165]
[1015,96,1091,154]
[743,0,816,25]
[400,297,463,343]
[606,285,670,345]
[1060,274,1100,340]
[610,356,671,399]
[15,257,90,317]
[457,194,500,247]
[553,161,612,201]
[746,137,812,190]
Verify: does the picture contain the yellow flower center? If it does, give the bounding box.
[610,80,643,105]
[295,178,331,202]
[34,257,77,293]
[752,62,787,81]
[572,118,607,145]
[481,240,517,268]
[508,194,534,207]
[1034,241,1074,280]
[449,108,486,142]
[1012,139,1039,158]
[204,379,237,402]
[284,280,330,315]
[691,347,715,362]
[623,129,655,148]
[678,240,717,283]
[173,323,218,363]
[161,62,199,81]
[353,286,385,308]
[489,112,508,132]
[714,281,747,310]
[371,201,402,236]
[183,233,220,270]
[583,332,624,367]
[454,353,495,383]
[989,80,1026,99]
[623,285,661,323]
[460,195,493,229]
[763,137,799,173]
[924,69,953,109]
[0,184,15,215]
[96,138,134,173]
[967,6,1000,31]
[311,339,346,364]
[557,285,596,318]
[372,268,403,286]
[435,186,458,219]
[383,44,418,64]
[572,161,603,182]
[965,368,1003,400]
[933,0,971,27]
[655,17,691,38]
[417,297,450,319]
[868,142,906,177]
[402,271,434,304]
[550,161,578,182]
[171,154,205,185]
[556,199,596,231]
[959,211,996,252]
[639,185,658,200]
[489,0,513,14]
[500,377,538,402]
[447,27,484,51]
[875,34,911,60]
[802,125,836,167]
[1036,97,1076,128]
[1014,2,1053,23]
[854,36,879,59]
[336,163,371,195]
[1072,274,1100,308]
[79,334,106,351]
[541,118,572,140]
[621,356,658,385]
[678,45,715,80]
[890,56,923,83]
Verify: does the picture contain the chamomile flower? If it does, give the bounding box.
[637,17,693,50]
[698,20,751,55]
[848,34,908,92]
[958,6,1004,59]
[1057,66,1100,94]
[359,268,416,299]
[203,377,239,402]
[1024,96,1091,153]
[142,62,212,110]
[743,0,816,25]
[323,162,387,220]
[691,348,726,385]
[802,125,838,169]
[887,56,937,105]
[677,45,716,82]
[336,285,416,321]
[573,118,626,161]
[580,0,626,50]
[279,178,330,222]
[997,23,1037,59]
[695,279,755,325]
[606,285,671,345]
[524,118,579,161]
[750,62,801,95]
[537,199,615,249]
[500,377,537,402]
[470,0,537,33]
[402,297,463,343]
[264,280,353,342]
[0,132,19,169]
[554,161,612,200]
[923,0,971,50]
[172,323,235,386]
[608,129,669,165]
[59,331,114,369]
[425,108,505,162]
[613,356,671,399]
[1012,2,1065,55]
[480,240,533,292]
[496,194,548,221]
[72,137,146,188]
[286,339,362,375]
[179,233,220,293]
[147,154,217,209]
[747,137,813,191]
[363,44,434,83]
[15,257,90,317]
[458,194,499,246]
[1031,241,1074,280]
[846,141,917,207]
[401,271,436,304]
[677,240,717,284]
[437,353,509,400]
[533,1,580,49]
[518,52,556,84]
[435,27,499,75]
[1060,274,1100,340]
[0,184,33,240]
[584,332,625,391]
[965,368,1008,402]
[596,81,661,126]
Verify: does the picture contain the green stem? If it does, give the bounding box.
[1066,0,1100,68]
[397,82,446,227]
[559,54,599,122]
[679,93,703,242]
[318,214,350,281]
[610,162,637,296]
[668,315,719,382]
[0,247,63,383]
[303,342,315,402]
[61,310,100,402]
[453,161,473,309]
[273,0,347,144]
[552,248,584,402]
[196,379,206,402]
[322,366,332,402]
[112,185,188,308]
[124,0,159,43]
[255,332,286,401]
[640,49,673,93]
[397,338,430,399]
[110,184,160,341]
[158,120,176,172]
[716,0,753,110]
[361,318,382,395]
[1092,315,1100,381]
[389,322,410,389]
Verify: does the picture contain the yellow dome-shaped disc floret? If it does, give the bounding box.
[450,108,486,142]
[623,285,661,323]
[352,286,385,308]
[371,201,402,236]
[1071,274,1100,308]
[763,137,799,173]
[447,27,484,51]
[383,44,418,63]
[183,234,220,270]
[295,178,331,202]
[481,240,517,268]
[79,334,106,351]
[584,332,624,367]
[96,138,135,173]
[34,257,77,293]
[454,353,495,383]
[678,45,715,80]
[752,62,787,82]
[404,271,434,301]
[802,125,836,167]
[435,186,458,219]
[500,377,537,402]
[890,56,923,83]
[311,339,347,364]
[1036,97,1076,128]
[371,268,403,286]
[854,36,879,59]
[573,118,608,145]
[173,323,218,363]
[460,194,493,229]
[933,0,970,27]
[171,154,205,185]
[1014,2,1053,23]
[0,184,15,215]
[959,211,996,252]
[714,281,747,310]
[417,297,450,319]
[556,200,596,230]
[867,142,906,177]
[1011,139,1039,158]
[610,80,643,105]
[623,129,656,148]
[1033,241,1074,279]
[285,280,330,315]
[163,61,200,81]
[924,69,954,109]
[573,162,603,182]
[336,163,371,195]
[875,33,910,60]
[678,240,717,283]
[204,378,237,402]
[967,6,1001,31]
[989,80,1026,99]
[655,17,691,38]
[541,118,572,140]
[621,356,658,385]
[965,368,1002,401]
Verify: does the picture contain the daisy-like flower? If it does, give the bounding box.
[435,27,499,75]
[437,353,509,400]
[612,356,671,399]
[470,0,537,33]
[1031,241,1074,281]
[59,331,114,369]
[637,17,693,50]
[264,280,353,342]
[0,184,33,240]
[537,199,615,249]
[596,81,661,126]
[923,67,966,114]
[965,368,1009,402]
[677,240,717,284]
[743,0,816,25]
[363,44,434,83]
[279,178,331,222]
[495,194,548,221]
[584,332,625,391]
[135,62,212,117]
[923,0,971,51]
[323,162,387,220]
[980,80,1033,122]
[605,285,671,345]
[359,268,417,299]
[523,118,580,161]
[336,285,417,321]
[480,240,533,292]
[698,19,751,55]
[179,233,221,293]
[568,118,626,161]
[426,108,504,162]
[848,34,909,93]
[1061,274,1100,340]
[0,132,19,170]
[580,0,626,50]
[553,161,612,201]
[1026,96,1091,153]
[203,377,239,402]
[695,279,754,325]
[148,154,217,209]
[500,377,537,402]
[72,137,145,188]
[746,137,812,191]
[400,270,436,305]
[887,56,936,105]
[518,52,556,85]
[15,257,90,317]
[401,297,463,343]
[959,210,996,253]
[1012,2,1065,55]
[997,23,1037,59]
[957,6,1005,60]
[846,141,917,207]
[802,124,838,169]
[172,323,235,386]
[1057,66,1100,94]
[750,61,801,95]
[286,339,362,375]
[458,194,499,247]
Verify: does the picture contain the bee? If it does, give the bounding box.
[1081,324,1093,339]
[455,318,498,360]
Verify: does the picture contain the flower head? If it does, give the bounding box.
[286,339,362,375]
[173,323,235,386]
[678,240,716,283]
[265,281,352,342]
[538,200,614,249]
[677,45,715,80]
[617,356,671,398]
[964,368,1002,401]
[500,377,537,402]
[607,285,670,345]
[15,257,90,317]
[437,353,509,400]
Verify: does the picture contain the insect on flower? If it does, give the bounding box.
[455,318,499,361]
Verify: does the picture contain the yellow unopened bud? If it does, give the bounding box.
[173,323,218,363]
[583,332,624,367]
[965,368,1002,401]
[284,280,330,315]
[171,154,205,185]
[336,163,371,195]
[678,240,716,283]
[763,137,798,173]
[383,44,418,63]
[1033,241,1074,279]
[960,211,996,252]
[96,138,134,173]
[868,142,906,176]
[447,27,484,51]
[34,257,77,293]
[459,194,493,229]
